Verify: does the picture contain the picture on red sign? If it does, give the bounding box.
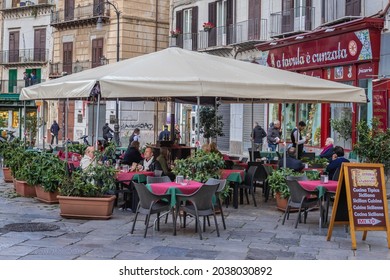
[334,66,343,80]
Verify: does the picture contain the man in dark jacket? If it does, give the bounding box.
[326,146,350,180]
[102,123,114,142]
[159,125,170,141]
[267,120,282,151]
[50,120,60,145]
[251,122,267,151]
[137,147,162,172]
[291,121,307,159]
[279,147,304,172]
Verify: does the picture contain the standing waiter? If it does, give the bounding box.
[291,121,307,159]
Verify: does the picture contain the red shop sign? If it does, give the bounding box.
[262,29,378,70]
[357,63,378,79]
[372,90,388,130]
[298,69,323,78]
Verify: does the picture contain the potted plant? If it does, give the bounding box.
[203,22,214,32]
[172,150,228,198]
[267,168,303,211]
[57,150,118,219]
[12,150,39,197]
[35,153,67,204]
[0,140,23,182]
[170,28,181,38]
[308,157,328,168]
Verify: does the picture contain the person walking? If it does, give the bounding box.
[291,121,307,159]
[102,123,114,143]
[50,120,60,145]
[267,120,282,151]
[251,122,267,151]
[129,128,140,145]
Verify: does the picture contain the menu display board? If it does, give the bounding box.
[326,163,390,250]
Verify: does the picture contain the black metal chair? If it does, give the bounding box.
[248,148,260,162]
[237,165,258,207]
[176,184,220,240]
[224,160,234,170]
[131,182,174,238]
[240,157,248,163]
[282,179,319,228]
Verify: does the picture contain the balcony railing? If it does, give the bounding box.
[170,19,268,51]
[50,3,109,25]
[49,59,110,77]
[229,18,268,44]
[270,6,315,37]
[0,49,49,64]
[0,79,46,94]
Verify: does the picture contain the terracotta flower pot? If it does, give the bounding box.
[15,180,36,197]
[275,192,288,211]
[35,185,59,204]
[57,195,115,220]
[2,167,14,183]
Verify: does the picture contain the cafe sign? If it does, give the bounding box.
[260,29,376,70]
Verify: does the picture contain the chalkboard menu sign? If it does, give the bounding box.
[327,163,390,250]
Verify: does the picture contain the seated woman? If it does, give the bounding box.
[319,137,334,162]
[122,141,142,166]
[326,146,350,180]
[156,147,175,181]
[80,146,95,170]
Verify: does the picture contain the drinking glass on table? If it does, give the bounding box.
[122,165,129,172]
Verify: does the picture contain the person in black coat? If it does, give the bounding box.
[279,147,304,172]
[50,120,60,145]
[326,146,350,180]
[159,125,170,141]
[122,141,142,165]
[251,122,267,151]
[137,147,161,172]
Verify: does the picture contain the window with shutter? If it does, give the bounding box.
[63,42,73,74]
[345,0,361,16]
[34,29,46,61]
[92,38,104,68]
[9,31,19,63]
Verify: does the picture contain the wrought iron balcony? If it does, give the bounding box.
[49,58,110,78]
[0,79,46,94]
[229,19,268,45]
[0,1,54,18]
[0,49,49,65]
[50,3,110,29]
[270,6,315,37]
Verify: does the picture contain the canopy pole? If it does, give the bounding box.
[251,101,254,161]
[23,101,26,144]
[155,99,158,142]
[91,98,95,145]
[282,103,287,169]
[42,100,45,150]
[113,98,120,146]
[65,98,69,168]
[196,97,200,144]
[95,94,101,150]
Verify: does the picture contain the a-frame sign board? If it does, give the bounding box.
[327,163,390,249]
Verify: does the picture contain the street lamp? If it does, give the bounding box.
[96,1,121,146]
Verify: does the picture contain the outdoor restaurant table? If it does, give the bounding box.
[147,180,203,207]
[116,170,154,184]
[115,171,155,212]
[221,169,245,209]
[260,151,277,159]
[299,180,338,228]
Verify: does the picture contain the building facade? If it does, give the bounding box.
[171,0,390,155]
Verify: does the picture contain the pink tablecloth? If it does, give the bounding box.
[299,180,338,193]
[149,180,203,195]
[116,171,154,182]
[220,169,245,181]
[68,160,80,168]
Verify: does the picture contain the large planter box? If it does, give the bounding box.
[15,180,36,197]
[2,167,14,183]
[35,185,59,204]
[57,195,115,220]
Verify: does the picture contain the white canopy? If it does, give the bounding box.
[20,47,366,103]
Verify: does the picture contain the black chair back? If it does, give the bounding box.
[146,176,171,184]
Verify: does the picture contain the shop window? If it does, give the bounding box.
[12,111,19,128]
[330,103,352,150]
[284,103,297,141]
[298,103,321,146]
[0,111,9,127]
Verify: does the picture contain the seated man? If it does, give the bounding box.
[279,147,304,172]
[80,146,95,170]
[137,147,161,171]
[326,146,350,180]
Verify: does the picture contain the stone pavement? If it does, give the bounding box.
[0,176,390,260]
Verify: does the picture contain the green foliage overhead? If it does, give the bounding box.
[354,118,390,176]
[199,106,224,140]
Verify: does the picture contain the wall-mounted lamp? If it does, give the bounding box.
[295,35,304,40]
[270,42,278,45]
[325,28,335,32]
[96,16,103,30]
